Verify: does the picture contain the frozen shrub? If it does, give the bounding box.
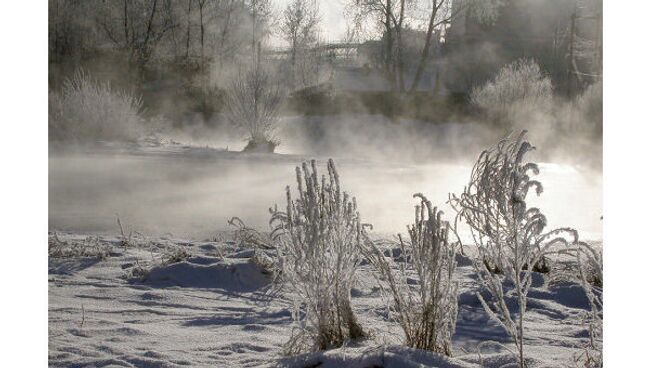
[575,243,603,366]
[270,159,366,354]
[450,131,580,368]
[225,65,285,153]
[362,194,458,356]
[470,59,553,123]
[49,70,143,142]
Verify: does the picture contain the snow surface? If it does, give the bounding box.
[49,233,600,367]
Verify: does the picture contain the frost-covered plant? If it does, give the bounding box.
[362,194,458,356]
[227,217,279,276]
[270,159,366,354]
[161,246,191,265]
[48,233,111,259]
[49,70,143,142]
[575,243,603,366]
[228,216,275,251]
[470,59,553,123]
[450,131,580,368]
[225,64,285,153]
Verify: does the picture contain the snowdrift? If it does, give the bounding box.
[274,346,479,368]
[140,258,270,291]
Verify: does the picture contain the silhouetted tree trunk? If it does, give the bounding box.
[185,0,192,62]
[197,0,206,72]
[409,0,445,93]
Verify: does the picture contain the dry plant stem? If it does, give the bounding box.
[450,131,581,368]
[270,159,366,353]
[228,217,275,250]
[361,194,458,356]
[116,215,133,248]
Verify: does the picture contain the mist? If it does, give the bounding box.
[48,0,603,239]
[49,142,602,241]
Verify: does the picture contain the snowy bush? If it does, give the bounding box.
[470,59,553,123]
[49,70,143,142]
[225,65,285,153]
[450,131,581,368]
[362,194,458,356]
[269,159,366,353]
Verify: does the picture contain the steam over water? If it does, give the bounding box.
[49,149,602,241]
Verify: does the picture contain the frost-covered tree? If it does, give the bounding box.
[470,59,553,123]
[362,194,458,355]
[270,159,366,353]
[450,131,581,368]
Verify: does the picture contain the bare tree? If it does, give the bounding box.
[245,0,273,61]
[224,63,285,152]
[407,0,504,92]
[196,0,207,71]
[349,0,504,93]
[97,0,178,70]
[349,0,402,90]
[49,0,98,64]
[280,0,321,89]
[408,0,453,92]
[185,0,192,62]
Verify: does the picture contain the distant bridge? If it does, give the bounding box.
[267,41,362,56]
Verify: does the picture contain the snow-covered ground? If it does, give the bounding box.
[49,232,600,367]
[49,127,602,367]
